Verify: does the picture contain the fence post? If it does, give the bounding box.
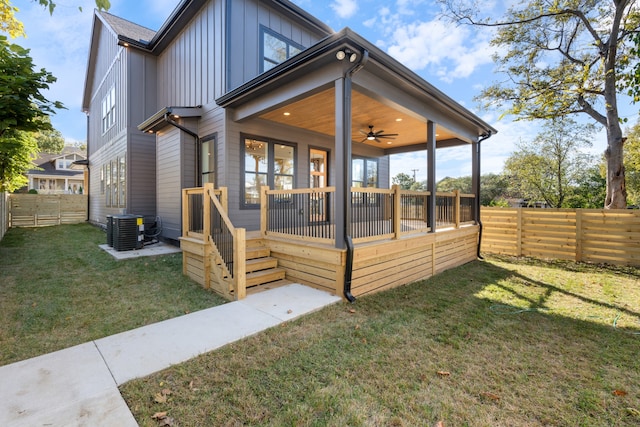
[516,208,523,256]
[234,227,246,300]
[219,186,228,213]
[203,184,212,241]
[454,190,460,229]
[181,189,189,238]
[260,186,269,238]
[393,185,401,239]
[575,209,583,262]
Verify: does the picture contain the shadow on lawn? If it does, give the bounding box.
[122,256,640,426]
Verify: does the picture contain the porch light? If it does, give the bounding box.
[336,49,357,63]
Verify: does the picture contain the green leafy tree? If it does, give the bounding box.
[437,176,471,193]
[479,173,510,206]
[0,130,38,192]
[0,36,62,190]
[503,118,596,208]
[33,116,65,153]
[565,164,607,208]
[392,173,416,190]
[624,119,640,205]
[443,0,640,208]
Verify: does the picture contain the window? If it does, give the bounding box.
[56,158,73,170]
[260,27,303,72]
[103,155,126,208]
[352,157,378,188]
[101,86,116,133]
[201,134,216,186]
[243,136,295,208]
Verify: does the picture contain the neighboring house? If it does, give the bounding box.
[82,0,498,300]
[23,150,87,194]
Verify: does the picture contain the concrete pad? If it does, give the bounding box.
[241,283,342,321]
[99,242,181,260]
[95,302,283,385]
[0,343,136,427]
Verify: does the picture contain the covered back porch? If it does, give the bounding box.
[180,184,479,300]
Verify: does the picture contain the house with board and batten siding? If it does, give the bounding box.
[82,0,497,301]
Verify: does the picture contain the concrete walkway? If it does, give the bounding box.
[0,284,342,427]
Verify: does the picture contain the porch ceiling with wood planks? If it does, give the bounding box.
[259,88,461,151]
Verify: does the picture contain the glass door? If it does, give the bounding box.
[309,148,328,223]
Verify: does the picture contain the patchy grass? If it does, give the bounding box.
[0,223,225,366]
[121,255,640,426]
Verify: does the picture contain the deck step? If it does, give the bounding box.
[246,256,278,273]
[246,246,270,260]
[246,268,286,288]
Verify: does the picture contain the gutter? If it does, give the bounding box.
[342,49,369,303]
[475,132,493,260]
[163,114,201,186]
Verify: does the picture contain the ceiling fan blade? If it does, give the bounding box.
[359,137,368,143]
[359,129,369,136]
[374,130,385,135]
[378,133,399,138]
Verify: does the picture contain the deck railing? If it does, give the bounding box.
[261,186,476,244]
[182,185,246,299]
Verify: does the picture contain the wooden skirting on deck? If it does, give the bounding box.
[181,226,480,301]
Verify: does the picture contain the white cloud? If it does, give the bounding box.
[331,0,358,19]
[386,20,495,82]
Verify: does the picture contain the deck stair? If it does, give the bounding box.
[245,236,287,288]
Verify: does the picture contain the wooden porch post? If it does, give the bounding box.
[260,186,269,238]
[393,184,401,239]
[203,183,213,240]
[427,121,437,233]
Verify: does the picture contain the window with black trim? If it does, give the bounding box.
[243,136,295,208]
[260,27,303,72]
[201,134,216,186]
[101,86,116,134]
[352,157,378,188]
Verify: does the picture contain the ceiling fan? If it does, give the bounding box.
[359,125,398,143]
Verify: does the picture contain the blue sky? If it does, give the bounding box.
[10,0,639,182]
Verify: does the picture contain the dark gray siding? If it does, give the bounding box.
[156,0,225,107]
[156,121,197,241]
[227,0,327,90]
[156,127,182,240]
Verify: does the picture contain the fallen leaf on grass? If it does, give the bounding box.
[348,308,356,314]
[154,388,172,404]
[480,391,500,401]
[435,421,445,427]
[354,324,360,330]
[612,389,627,396]
[151,411,175,426]
[436,371,451,377]
[626,407,640,417]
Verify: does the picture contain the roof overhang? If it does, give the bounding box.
[216,28,497,150]
[138,106,203,133]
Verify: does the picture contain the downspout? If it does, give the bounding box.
[475,132,492,260]
[342,49,369,303]
[164,114,201,185]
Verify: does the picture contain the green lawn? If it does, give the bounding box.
[0,223,226,366]
[121,255,640,426]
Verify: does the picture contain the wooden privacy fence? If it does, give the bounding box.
[481,207,640,266]
[9,194,88,227]
[0,192,8,241]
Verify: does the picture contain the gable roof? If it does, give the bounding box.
[27,151,87,176]
[99,11,156,43]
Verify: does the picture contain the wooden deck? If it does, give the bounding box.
[180,185,480,301]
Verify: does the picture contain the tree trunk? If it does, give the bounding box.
[604,130,627,209]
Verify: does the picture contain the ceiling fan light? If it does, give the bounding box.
[367,135,375,140]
